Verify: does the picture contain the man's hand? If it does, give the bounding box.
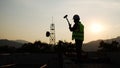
[69,23,71,28]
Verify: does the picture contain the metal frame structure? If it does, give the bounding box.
[49,23,56,45]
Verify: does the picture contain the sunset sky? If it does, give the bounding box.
[0,0,120,43]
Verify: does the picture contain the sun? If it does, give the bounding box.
[91,23,103,33]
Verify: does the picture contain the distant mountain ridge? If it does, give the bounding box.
[83,36,120,52]
[0,39,29,48]
[14,40,30,44]
[0,36,120,50]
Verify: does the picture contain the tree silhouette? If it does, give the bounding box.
[18,40,52,53]
[111,41,119,50]
[34,41,42,48]
[99,40,119,52]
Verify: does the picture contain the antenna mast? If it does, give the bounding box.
[49,17,56,45]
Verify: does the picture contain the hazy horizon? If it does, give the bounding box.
[0,35,120,44]
[0,0,120,43]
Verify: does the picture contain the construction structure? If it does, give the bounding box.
[46,18,56,45]
[49,23,56,45]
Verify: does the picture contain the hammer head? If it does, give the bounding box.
[64,15,68,18]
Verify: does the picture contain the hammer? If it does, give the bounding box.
[63,15,71,27]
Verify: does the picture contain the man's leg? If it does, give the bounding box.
[75,39,83,60]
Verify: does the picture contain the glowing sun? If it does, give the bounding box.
[91,23,103,33]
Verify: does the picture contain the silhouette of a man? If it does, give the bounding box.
[69,14,84,61]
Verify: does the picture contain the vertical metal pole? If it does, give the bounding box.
[49,18,56,45]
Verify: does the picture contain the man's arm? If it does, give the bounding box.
[69,24,77,31]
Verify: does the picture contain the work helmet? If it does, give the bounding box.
[73,14,80,20]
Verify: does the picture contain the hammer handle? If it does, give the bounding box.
[66,18,71,26]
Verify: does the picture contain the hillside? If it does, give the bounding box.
[0,36,120,51]
[83,40,102,51]
[0,39,26,48]
[83,36,120,51]
[14,40,29,44]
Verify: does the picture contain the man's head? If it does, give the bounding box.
[73,14,80,23]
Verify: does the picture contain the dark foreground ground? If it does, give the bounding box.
[0,52,120,68]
